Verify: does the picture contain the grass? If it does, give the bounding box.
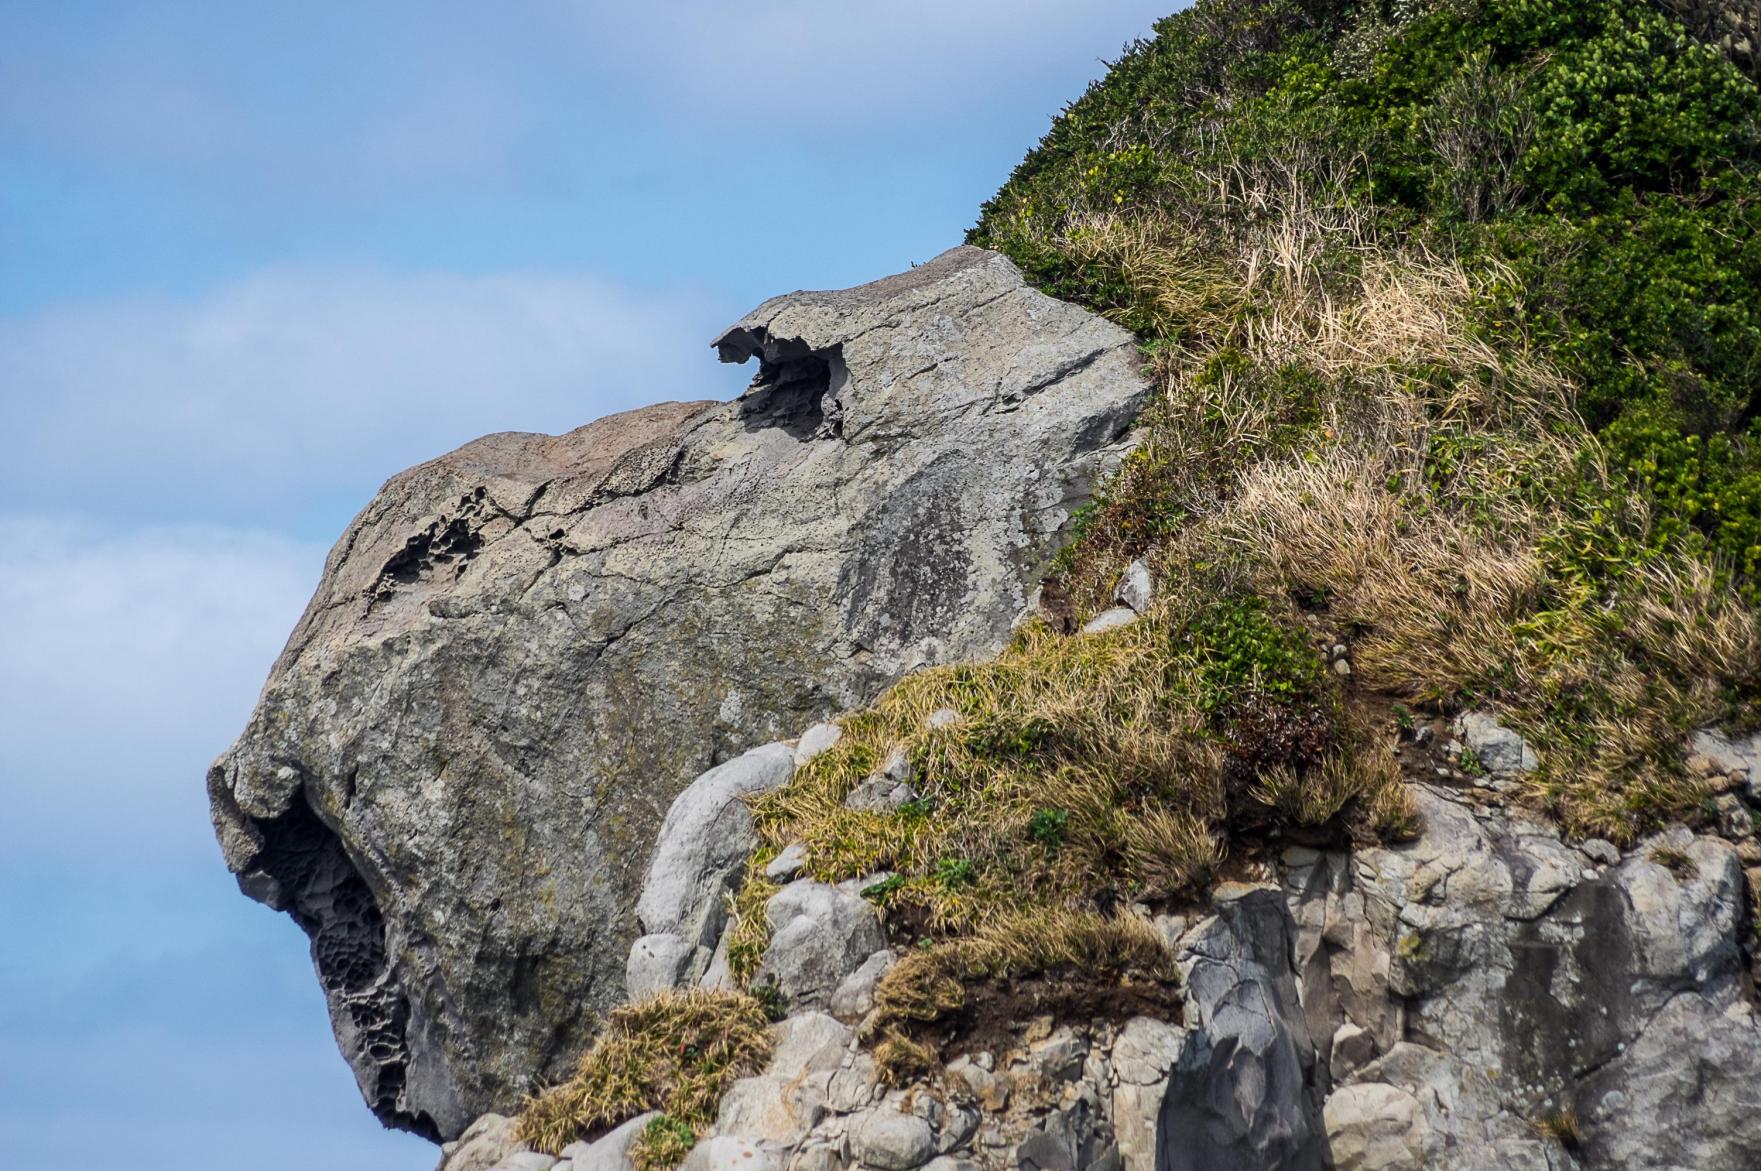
[863,909,1179,1081]
[514,989,772,1163]
[969,72,1761,843]
[1530,1108,1586,1149]
[1647,843,1697,879]
[743,581,1411,935]
[654,2,1761,1121]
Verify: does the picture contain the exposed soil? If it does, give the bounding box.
[922,970,1183,1067]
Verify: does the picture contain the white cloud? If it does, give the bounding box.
[1,267,741,523]
[0,517,324,860]
[2,3,1176,185]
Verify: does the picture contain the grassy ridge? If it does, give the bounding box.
[729,0,1761,1051]
[524,6,1761,1154]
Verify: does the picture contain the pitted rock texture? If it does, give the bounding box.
[208,245,1150,1138]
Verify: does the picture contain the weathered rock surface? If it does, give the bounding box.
[666,784,1761,1171]
[756,880,886,1011]
[1158,886,1323,1171]
[638,743,795,944]
[556,1111,657,1171]
[1284,787,1761,1171]
[436,1114,522,1171]
[207,245,1149,1137]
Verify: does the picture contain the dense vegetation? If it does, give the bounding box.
[524,5,1761,1143]
[974,0,1761,591]
[747,0,1761,948]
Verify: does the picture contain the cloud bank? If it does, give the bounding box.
[1,267,740,526]
[0,517,325,861]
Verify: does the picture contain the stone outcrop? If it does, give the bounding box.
[572,766,1761,1171]
[1658,0,1759,76]
[207,245,1150,1139]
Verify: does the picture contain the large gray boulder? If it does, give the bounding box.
[1284,788,1761,1170]
[206,245,1150,1139]
[1158,887,1325,1171]
[756,880,886,1012]
[636,743,797,950]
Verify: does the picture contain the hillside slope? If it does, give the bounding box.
[213,4,1761,1171]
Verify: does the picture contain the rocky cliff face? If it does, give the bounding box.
[449,736,1761,1171]
[207,247,1150,1140]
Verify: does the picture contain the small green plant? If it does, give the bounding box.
[1392,703,1415,733]
[750,978,786,1022]
[633,1114,698,1171]
[1458,746,1485,777]
[1189,594,1328,714]
[897,796,937,820]
[1027,807,1070,847]
[934,857,978,889]
[861,874,908,903]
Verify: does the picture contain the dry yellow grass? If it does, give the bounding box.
[514,989,771,1160]
[717,156,1760,1085]
[863,909,1178,1081]
[1221,441,1758,841]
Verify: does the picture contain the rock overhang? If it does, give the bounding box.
[207,245,1152,1140]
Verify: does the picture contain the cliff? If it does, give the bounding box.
[212,2,1761,1169]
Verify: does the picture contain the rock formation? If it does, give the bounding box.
[447,737,1761,1171]
[207,246,1150,1139]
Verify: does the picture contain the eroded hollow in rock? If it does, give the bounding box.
[721,328,847,440]
[243,795,438,1141]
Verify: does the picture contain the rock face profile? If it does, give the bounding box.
[206,246,1151,1139]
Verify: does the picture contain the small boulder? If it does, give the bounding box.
[765,843,810,883]
[1329,1023,1377,1082]
[830,949,896,1022]
[680,1136,781,1171]
[559,1110,659,1171]
[854,1110,935,1171]
[769,1011,854,1078]
[1114,559,1154,614]
[844,747,916,813]
[1081,606,1139,635]
[1323,1082,1429,1171]
[625,933,699,997]
[438,1114,521,1171]
[1454,711,1537,775]
[1581,838,1620,867]
[1691,727,1761,802]
[717,1074,827,1146]
[796,723,844,768]
[757,882,886,1010]
[492,1155,557,1171]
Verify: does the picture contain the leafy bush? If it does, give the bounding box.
[972,0,1761,601]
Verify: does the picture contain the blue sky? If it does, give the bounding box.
[0,3,1176,1165]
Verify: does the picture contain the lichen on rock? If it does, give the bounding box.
[209,245,1150,1138]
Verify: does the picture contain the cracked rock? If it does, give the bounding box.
[1113,559,1153,613]
[209,245,1149,1135]
[757,881,886,1011]
[1453,711,1537,775]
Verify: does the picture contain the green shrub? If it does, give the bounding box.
[974,0,1761,601]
